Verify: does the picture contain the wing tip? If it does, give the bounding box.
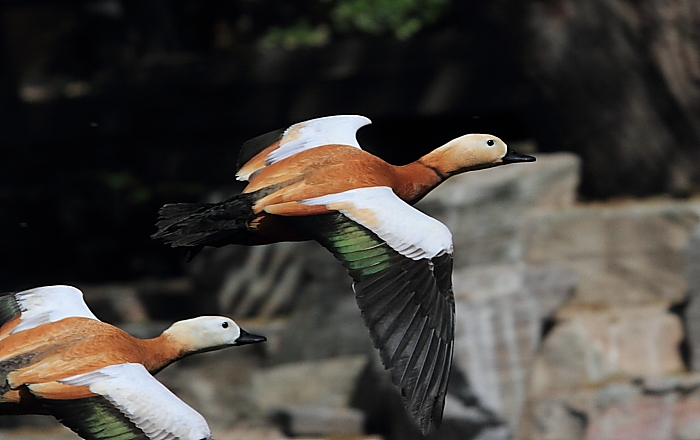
[431,391,446,429]
[286,114,372,131]
[0,292,21,329]
[13,285,87,309]
[409,386,446,436]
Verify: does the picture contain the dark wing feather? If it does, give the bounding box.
[236,127,286,171]
[0,292,20,329]
[289,212,454,435]
[40,395,150,440]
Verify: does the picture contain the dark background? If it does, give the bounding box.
[2,0,699,291]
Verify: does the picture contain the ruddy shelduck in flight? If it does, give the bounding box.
[152,115,535,434]
[0,285,266,440]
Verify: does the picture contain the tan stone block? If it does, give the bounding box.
[523,201,700,307]
[584,392,700,440]
[585,394,678,440]
[250,356,368,411]
[452,264,576,431]
[530,306,684,397]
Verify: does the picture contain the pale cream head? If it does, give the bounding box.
[438,133,507,170]
[421,133,534,177]
[163,316,265,355]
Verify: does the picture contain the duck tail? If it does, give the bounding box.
[152,193,257,250]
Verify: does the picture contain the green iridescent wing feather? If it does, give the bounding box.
[41,395,149,440]
[0,292,21,329]
[290,212,455,435]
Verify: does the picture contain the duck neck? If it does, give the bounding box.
[393,160,445,205]
[418,143,501,179]
[137,334,188,375]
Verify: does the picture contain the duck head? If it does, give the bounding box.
[421,133,535,178]
[163,316,266,356]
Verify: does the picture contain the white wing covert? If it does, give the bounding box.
[9,285,99,335]
[42,363,213,440]
[235,115,371,181]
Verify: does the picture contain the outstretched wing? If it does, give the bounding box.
[0,286,99,337]
[29,363,213,440]
[235,115,371,181]
[291,186,455,435]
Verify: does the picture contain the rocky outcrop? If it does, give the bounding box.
[685,224,700,372]
[250,356,368,411]
[523,201,700,308]
[521,375,700,440]
[452,264,577,433]
[520,306,686,439]
[249,356,368,437]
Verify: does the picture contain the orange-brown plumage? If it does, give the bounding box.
[236,141,281,181]
[0,315,21,340]
[245,144,440,202]
[0,318,186,409]
[1,318,182,392]
[151,115,536,434]
[241,144,443,237]
[0,286,266,423]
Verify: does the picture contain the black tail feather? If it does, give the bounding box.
[154,203,213,226]
[152,193,257,249]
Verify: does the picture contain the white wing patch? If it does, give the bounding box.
[300,186,453,260]
[11,285,99,334]
[265,115,371,165]
[60,363,212,440]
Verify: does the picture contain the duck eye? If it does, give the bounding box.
[222,322,229,329]
[487,139,495,146]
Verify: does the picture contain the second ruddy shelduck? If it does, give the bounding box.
[152,115,536,434]
[0,285,266,440]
